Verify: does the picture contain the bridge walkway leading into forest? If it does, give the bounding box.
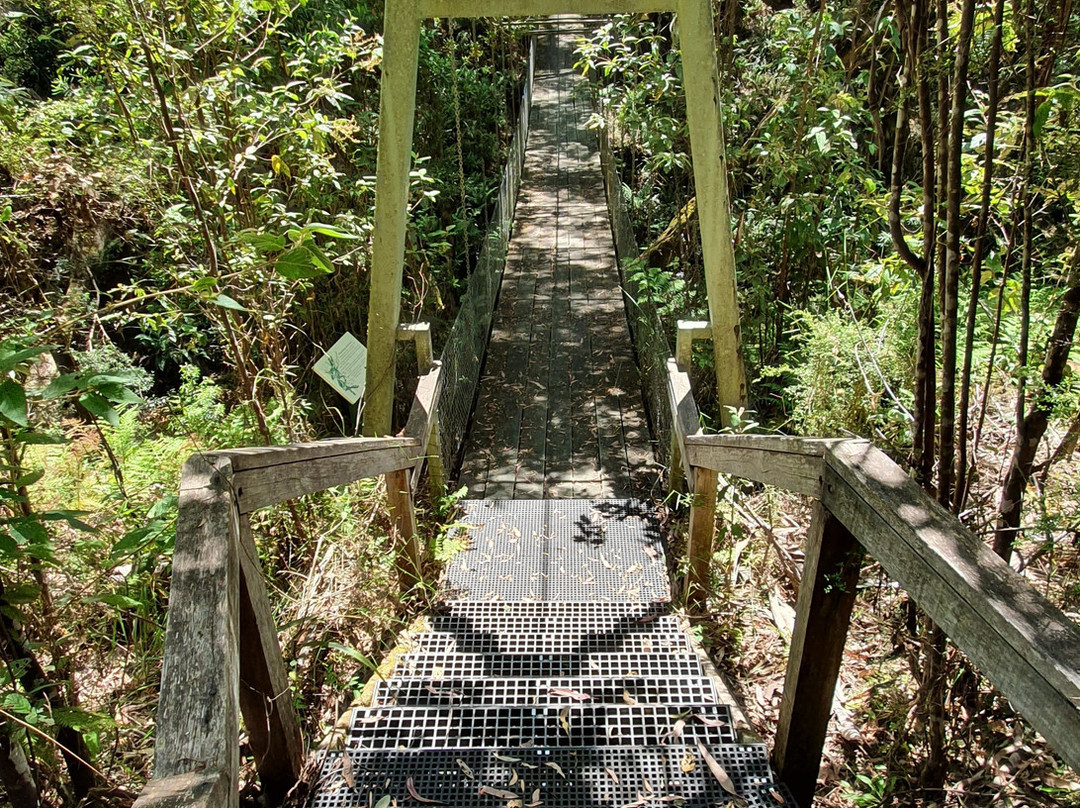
[457,33,656,499]
[307,32,798,808]
[135,16,1080,808]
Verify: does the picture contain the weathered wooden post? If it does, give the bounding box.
[685,467,718,611]
[386,468,423,590]
[399,323,447,495]
[774,501,862,807]
[363,0,421,437]
[135,455,241,808]
[676,0,748,425]
[670,321,711,494]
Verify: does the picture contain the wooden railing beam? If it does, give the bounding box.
[774,502,862,806]
[227,439,420,514]
[236,516,304,804]
[683,434,847,498]
[822,442,1080,773]
[133,768,232,808]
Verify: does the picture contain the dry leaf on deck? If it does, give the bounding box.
[544,761,567,779]
[604,766,619,784]
[341,751,355,788]
[406,776,446,804]
[621,689,638,706]
[696,740,744,804]
[549,688,590,701]
[479,785,520,799]
[680,751,696,773]
[456,759,475,780]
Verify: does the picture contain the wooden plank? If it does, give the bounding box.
[133,768,232,808]
[385,468,422,589]
[684,442,825,498]
[774,502,862,808]
[823,442,1080,772]
[666,359,699,487]
[677,0,747,421]
[404,361,443,453]
[417,0,678,19]
[154,455,240,805]
[363,0,421,435]
[675,320,710,370]
[232,441,419,514]
[217,437,415,472]
[236,517,303,803]
[685,466,718,612]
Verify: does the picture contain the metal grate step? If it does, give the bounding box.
[346,704,735,750]
[371,675,720,707]
[410,623,690,654]
[444,499,670,602]
[310,745,796,808]
[442,601,669,623]
[395,651,706,679]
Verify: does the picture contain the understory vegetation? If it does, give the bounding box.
[579,3,1080,805]
[0,0,1078,806]
[1,0,522,803]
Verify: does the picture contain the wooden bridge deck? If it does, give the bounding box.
[458,33,658,499]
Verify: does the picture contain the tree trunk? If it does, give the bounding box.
[0,726,38,808]
[993,249,1080,559]
[955,0,1006,511]
[938,0,976,509]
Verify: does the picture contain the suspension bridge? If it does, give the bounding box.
[132,8,1080,808]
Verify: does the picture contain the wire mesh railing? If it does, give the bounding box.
[597,126,673,468]
[435,38,535,476]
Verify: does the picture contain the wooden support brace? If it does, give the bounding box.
[685,466,718,612]
[774,501,862,807]
[236,517,304,805]
[385,468,422,591]
[675,320,711,371]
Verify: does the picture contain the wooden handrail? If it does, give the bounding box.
[136,354,445,808]
[666,365,1080,806]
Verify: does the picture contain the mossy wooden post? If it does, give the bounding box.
[363,0,421,437]
[676,0,747,425]
[774,501,861,807]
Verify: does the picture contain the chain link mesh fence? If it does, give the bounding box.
[435,41,535,477]
[597,127,673,469]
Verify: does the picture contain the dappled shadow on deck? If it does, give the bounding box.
[458,34,659,499]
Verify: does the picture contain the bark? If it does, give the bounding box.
[993,249,1080,559]
[955,0,1006,511]
[0,577,95,801]
[0,726,38,808]
[937,0,976,509]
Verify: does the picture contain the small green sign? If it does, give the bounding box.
[314,332,367,405]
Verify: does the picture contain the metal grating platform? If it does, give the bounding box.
[347,704,736,749]
[410,622,690,654]
[444,500,670,602]
[310,746,796,808]
[442,601,669,623]
[395,651,706,679]
[371,675,720,707]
